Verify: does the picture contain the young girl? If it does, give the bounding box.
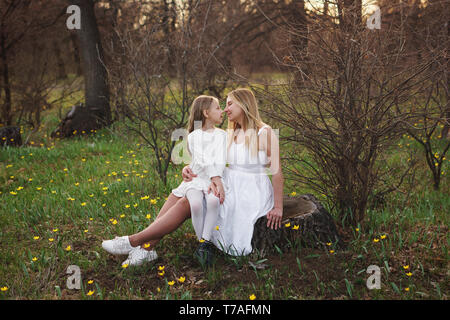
[171,95,227,249]
[102,95,227,267]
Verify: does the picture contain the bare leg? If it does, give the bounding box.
[133,193,182,249]
[129,195,191,249]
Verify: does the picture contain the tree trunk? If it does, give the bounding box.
[69,33,82,76]
[0,29,12,126]
[73,0,111,127]
[289,0,309,84]
[251,194,344,257]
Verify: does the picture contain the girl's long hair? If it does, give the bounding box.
[187,95,219,133]
[226,88,266,158]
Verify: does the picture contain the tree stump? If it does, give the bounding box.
[251,193,344,256]
[0,126,22,147]
[50,104,106,138]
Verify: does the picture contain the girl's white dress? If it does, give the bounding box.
[210,125,274,256]
[171,128,227,197]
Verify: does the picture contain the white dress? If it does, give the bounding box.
[171,128,227,197]
[210,125,274,256]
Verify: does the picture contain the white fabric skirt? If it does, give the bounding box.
[210,166,274,256]
[171,176,210,198]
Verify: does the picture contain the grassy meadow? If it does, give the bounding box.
[0,94,449,300]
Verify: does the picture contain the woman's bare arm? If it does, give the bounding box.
[262,126,284,229]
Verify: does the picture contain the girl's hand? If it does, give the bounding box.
[266,207,283,230]
[208,177,225,204]
[182,165,197,182]
[207,182,218,197]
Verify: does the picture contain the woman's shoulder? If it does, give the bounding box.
[258,124,272,135]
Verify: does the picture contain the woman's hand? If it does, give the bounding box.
[182,165,197,182]
[266,207,283,230]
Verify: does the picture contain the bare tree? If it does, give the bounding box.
[394,0,450,190]
[258,1,431,227]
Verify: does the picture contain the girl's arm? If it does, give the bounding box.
[182,134,196,181]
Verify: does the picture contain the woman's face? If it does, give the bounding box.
[224,96,244,124]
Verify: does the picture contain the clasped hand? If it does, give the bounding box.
[181,166,225,204]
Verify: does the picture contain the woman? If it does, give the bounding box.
[102,88,283,265]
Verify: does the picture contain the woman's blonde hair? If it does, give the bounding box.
[187,95,219,133]
[226,88,266,158]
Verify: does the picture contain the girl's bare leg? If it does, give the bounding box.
[132,193,181,249]
[128,195,191,249]
[155,193,184,221]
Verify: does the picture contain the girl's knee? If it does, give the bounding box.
[206,194,220,209]
[178,197,189,206]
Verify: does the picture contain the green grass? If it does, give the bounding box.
[0,105,449,300]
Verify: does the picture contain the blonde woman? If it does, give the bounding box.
[183,88,284,256]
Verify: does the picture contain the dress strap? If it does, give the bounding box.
[257,125,269,136]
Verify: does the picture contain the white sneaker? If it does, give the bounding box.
[122,247,158,267]
[102,236,134,255]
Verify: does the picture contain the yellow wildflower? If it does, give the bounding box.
[86,290,95,296]
[178,276,186,283]
[168,281,175,286]
[65,245,72,251]
[249,294,256,300]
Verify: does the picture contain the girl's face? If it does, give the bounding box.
[205,100,223,124]
[224,96,244,125]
